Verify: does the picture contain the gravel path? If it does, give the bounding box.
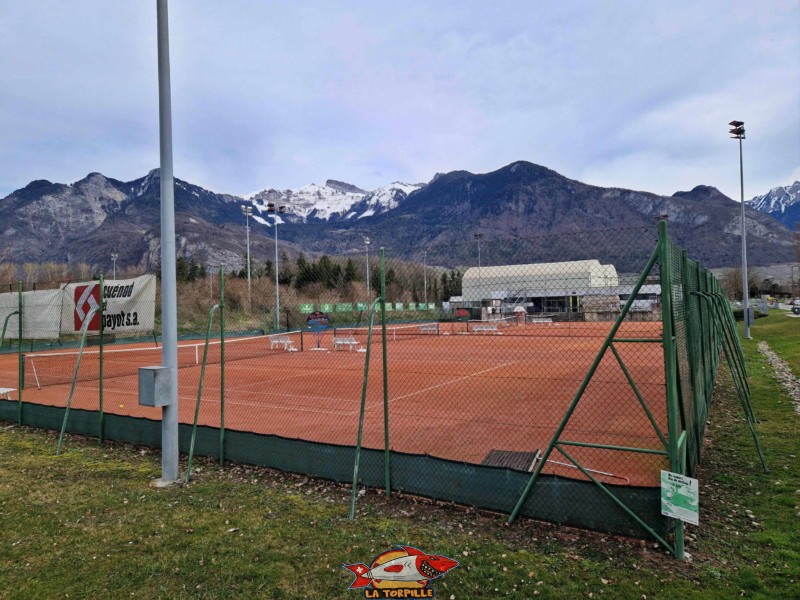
[757,341,800,415]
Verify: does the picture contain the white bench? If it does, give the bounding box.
[333,336,360,351]
[528,317,554,325]
[270,335,296,351]
[472,324,501,334]
[419,324,438,333]
[0,387,16,400]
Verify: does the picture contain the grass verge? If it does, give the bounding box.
[0,315,798,598]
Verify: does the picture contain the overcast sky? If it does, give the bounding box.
[1,1,798,201]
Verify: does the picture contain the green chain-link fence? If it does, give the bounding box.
[0,222,764,558]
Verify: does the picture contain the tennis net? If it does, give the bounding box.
[332,322,439,344]
[23,331,304,389]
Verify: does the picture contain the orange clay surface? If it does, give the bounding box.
[0,321,667,486]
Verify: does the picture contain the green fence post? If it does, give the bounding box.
[380,248,391,498]
[680,251,703,473]
[349,298,382,519]
[185,303,221,483]
[56,307,100,454]
[219,266,226,465]
[659,220,685,560]
[99,275,105,444]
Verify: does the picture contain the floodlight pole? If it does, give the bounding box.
[268,203,287,331]
[364,236,371,297]
[423,250,428,305]
[241,205,252,307]
[156,0,179,485]
[730,120,750,339]
[475,233,484,307]
[111,252,118,280]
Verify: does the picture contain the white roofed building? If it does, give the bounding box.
[462,259,619,303]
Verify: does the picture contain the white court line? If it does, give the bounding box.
[354,360,519,415]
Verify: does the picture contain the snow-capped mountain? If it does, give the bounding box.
[747,181,800,230]
[1,164,797,274]
[355,182,423,219]
[247,180,424,224]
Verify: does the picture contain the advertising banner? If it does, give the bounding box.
[61,274,157,334]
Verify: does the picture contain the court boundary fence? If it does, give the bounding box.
[0,222,766,558]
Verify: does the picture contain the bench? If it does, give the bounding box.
[0,387,16,400]
[270,335,296,351]
[419,324,438,333]
[527,317,554,325]
[333,336,359,351]
[472,324,501,334]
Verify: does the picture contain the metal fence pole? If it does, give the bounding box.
[380,248,391,497]
[157,0,179,483]
[17,283,23,425]
[219,266,226,465]
[99,275,105,443]
[658,220,685,560]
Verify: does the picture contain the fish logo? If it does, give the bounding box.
[343,545,459,597]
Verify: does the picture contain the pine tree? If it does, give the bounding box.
[176,256,189,281]
[278,251,293,286]
[263,260,273,279]
[441,272,450,299]
[344,258,358,284]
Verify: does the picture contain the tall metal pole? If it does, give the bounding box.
[274,210,280,331]
[730,121,750,339]
[156,0,179,483]
[739,137,750,338]
[423,250,428,305]
[241,205,252,308]
[364,236,371,298]
[475,233,483,308]
[111,253,118,280]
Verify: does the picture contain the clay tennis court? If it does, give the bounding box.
[0,320,667,486]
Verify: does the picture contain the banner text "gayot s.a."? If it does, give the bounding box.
[103,311,140,331]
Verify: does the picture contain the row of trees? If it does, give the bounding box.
[1,253,466,303]
[224,252,464,303]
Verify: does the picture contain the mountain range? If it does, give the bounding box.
[0,161,796,276]
[746,181,800,231]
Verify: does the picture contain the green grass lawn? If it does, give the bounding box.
[0,314,798,599]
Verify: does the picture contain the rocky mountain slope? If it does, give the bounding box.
[0,162,795,275]
[747,181,800,231]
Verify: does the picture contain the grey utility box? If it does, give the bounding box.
[138,366,173,407]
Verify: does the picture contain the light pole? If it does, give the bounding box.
[241,204,253,308]
[730,120,750,339]
[364,236,371,298]
[423,250,428,305]
[111,252,119,280]
[474,233,484,306]
[268,202,287,330]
